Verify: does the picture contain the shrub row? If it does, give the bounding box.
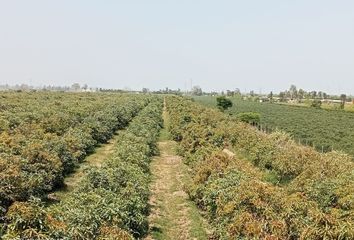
[2,97,163,239]
[0,93,149,232]
[167,96,354,239]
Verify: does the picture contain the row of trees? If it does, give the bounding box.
[277,85,349,109]
[192,86,242,96]
[0,83,95,92]
[278,85,329,100]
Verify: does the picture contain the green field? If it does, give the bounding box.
[195,96,354,156]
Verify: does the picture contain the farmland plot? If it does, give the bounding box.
[195,96,354,156]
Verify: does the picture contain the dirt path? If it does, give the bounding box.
[146,101,210,240]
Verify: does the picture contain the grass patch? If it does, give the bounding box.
[158,127,170,141]
[54,132,120,200]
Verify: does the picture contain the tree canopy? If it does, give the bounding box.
[216,96,233,111]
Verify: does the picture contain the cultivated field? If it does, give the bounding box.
[0,92,162,238]
[1,92,354,239]
[195,96,354,156]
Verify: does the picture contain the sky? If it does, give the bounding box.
[0,1,354,94]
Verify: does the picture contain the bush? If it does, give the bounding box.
[216,96,233,111]
[311,99,322,108]
[236,112,260,124]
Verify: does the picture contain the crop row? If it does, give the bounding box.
[167,96,354,239]
[0,92,150,230]
[2,97,163,239]
[195,96,354,156]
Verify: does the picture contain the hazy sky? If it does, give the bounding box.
[1,1,354,94]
